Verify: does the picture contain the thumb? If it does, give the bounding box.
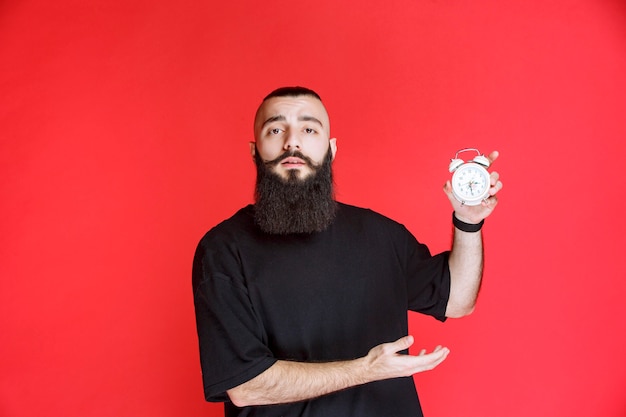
[443,180,457,203]
[393,335,415,352]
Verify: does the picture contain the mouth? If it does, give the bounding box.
[280,157,307,168]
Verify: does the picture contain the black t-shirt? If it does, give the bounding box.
[192,203,451,417]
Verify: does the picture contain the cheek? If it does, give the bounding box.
[256,141,282,160]
[311,141,331,160]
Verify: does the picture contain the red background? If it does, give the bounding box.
[2,1,625,416]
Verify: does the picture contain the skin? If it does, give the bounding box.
[229,95,503,408]
[251,95,337,178]
[444,151,503,318]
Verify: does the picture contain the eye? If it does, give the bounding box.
[304,128,316,134]
[268,128,282,135]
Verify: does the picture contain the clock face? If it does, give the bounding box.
[451,162,490,205]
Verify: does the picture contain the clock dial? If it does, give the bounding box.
[451,162,490,205]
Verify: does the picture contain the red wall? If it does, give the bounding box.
[1,1,625,416]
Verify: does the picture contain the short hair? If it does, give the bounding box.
[263,86,322,102]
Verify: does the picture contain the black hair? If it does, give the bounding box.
[263,86,322,102]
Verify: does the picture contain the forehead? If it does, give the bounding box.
[254,95,330,133]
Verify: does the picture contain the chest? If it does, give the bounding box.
[237,228,409,359]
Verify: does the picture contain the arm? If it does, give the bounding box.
[445,219,484,317]
[444,151,503,318]
[227,336,449,407]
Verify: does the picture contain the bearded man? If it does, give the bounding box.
[192,86,503,417]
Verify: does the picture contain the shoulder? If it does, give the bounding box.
[193,205,258,266]
[192,205,256,290]
[334,202,431,258]
[334,202,417,247]
[197,205,255,244]
[336,202,407,231]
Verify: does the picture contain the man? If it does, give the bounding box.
[192,86,502,417]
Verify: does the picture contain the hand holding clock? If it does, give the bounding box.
[444,150,503,225]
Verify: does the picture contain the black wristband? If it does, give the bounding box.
[452,212,484,233]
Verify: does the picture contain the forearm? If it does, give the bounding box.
[227,336,449,407]
[442,151,502,318]
[227,358,367,407]
[446,220,484,318]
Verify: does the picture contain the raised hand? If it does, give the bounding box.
[444,150,503,224]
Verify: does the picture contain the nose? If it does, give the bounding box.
[283,129,301,150]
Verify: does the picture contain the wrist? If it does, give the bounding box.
[452,212,484,232]
[351,355,372,386]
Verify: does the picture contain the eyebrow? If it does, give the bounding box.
[261,115,324,129]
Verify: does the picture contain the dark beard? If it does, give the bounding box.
[253,146,337,235]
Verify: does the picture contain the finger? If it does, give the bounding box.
[430,347,450,365]
[429,346,450,362]
[489,171,500,185]
[413,347,450,372]
[418,345,447,357]
[481,195,498,209]
[489,181,503,196]
[487,150,499,164]
[391,335,414,352]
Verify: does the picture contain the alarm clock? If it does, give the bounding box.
[448,148,491,206]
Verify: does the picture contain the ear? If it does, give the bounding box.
[329,138,338,161]
[249,141,256,160]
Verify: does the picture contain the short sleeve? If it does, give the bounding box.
[403,231,451,322]
[192,236,277,402]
